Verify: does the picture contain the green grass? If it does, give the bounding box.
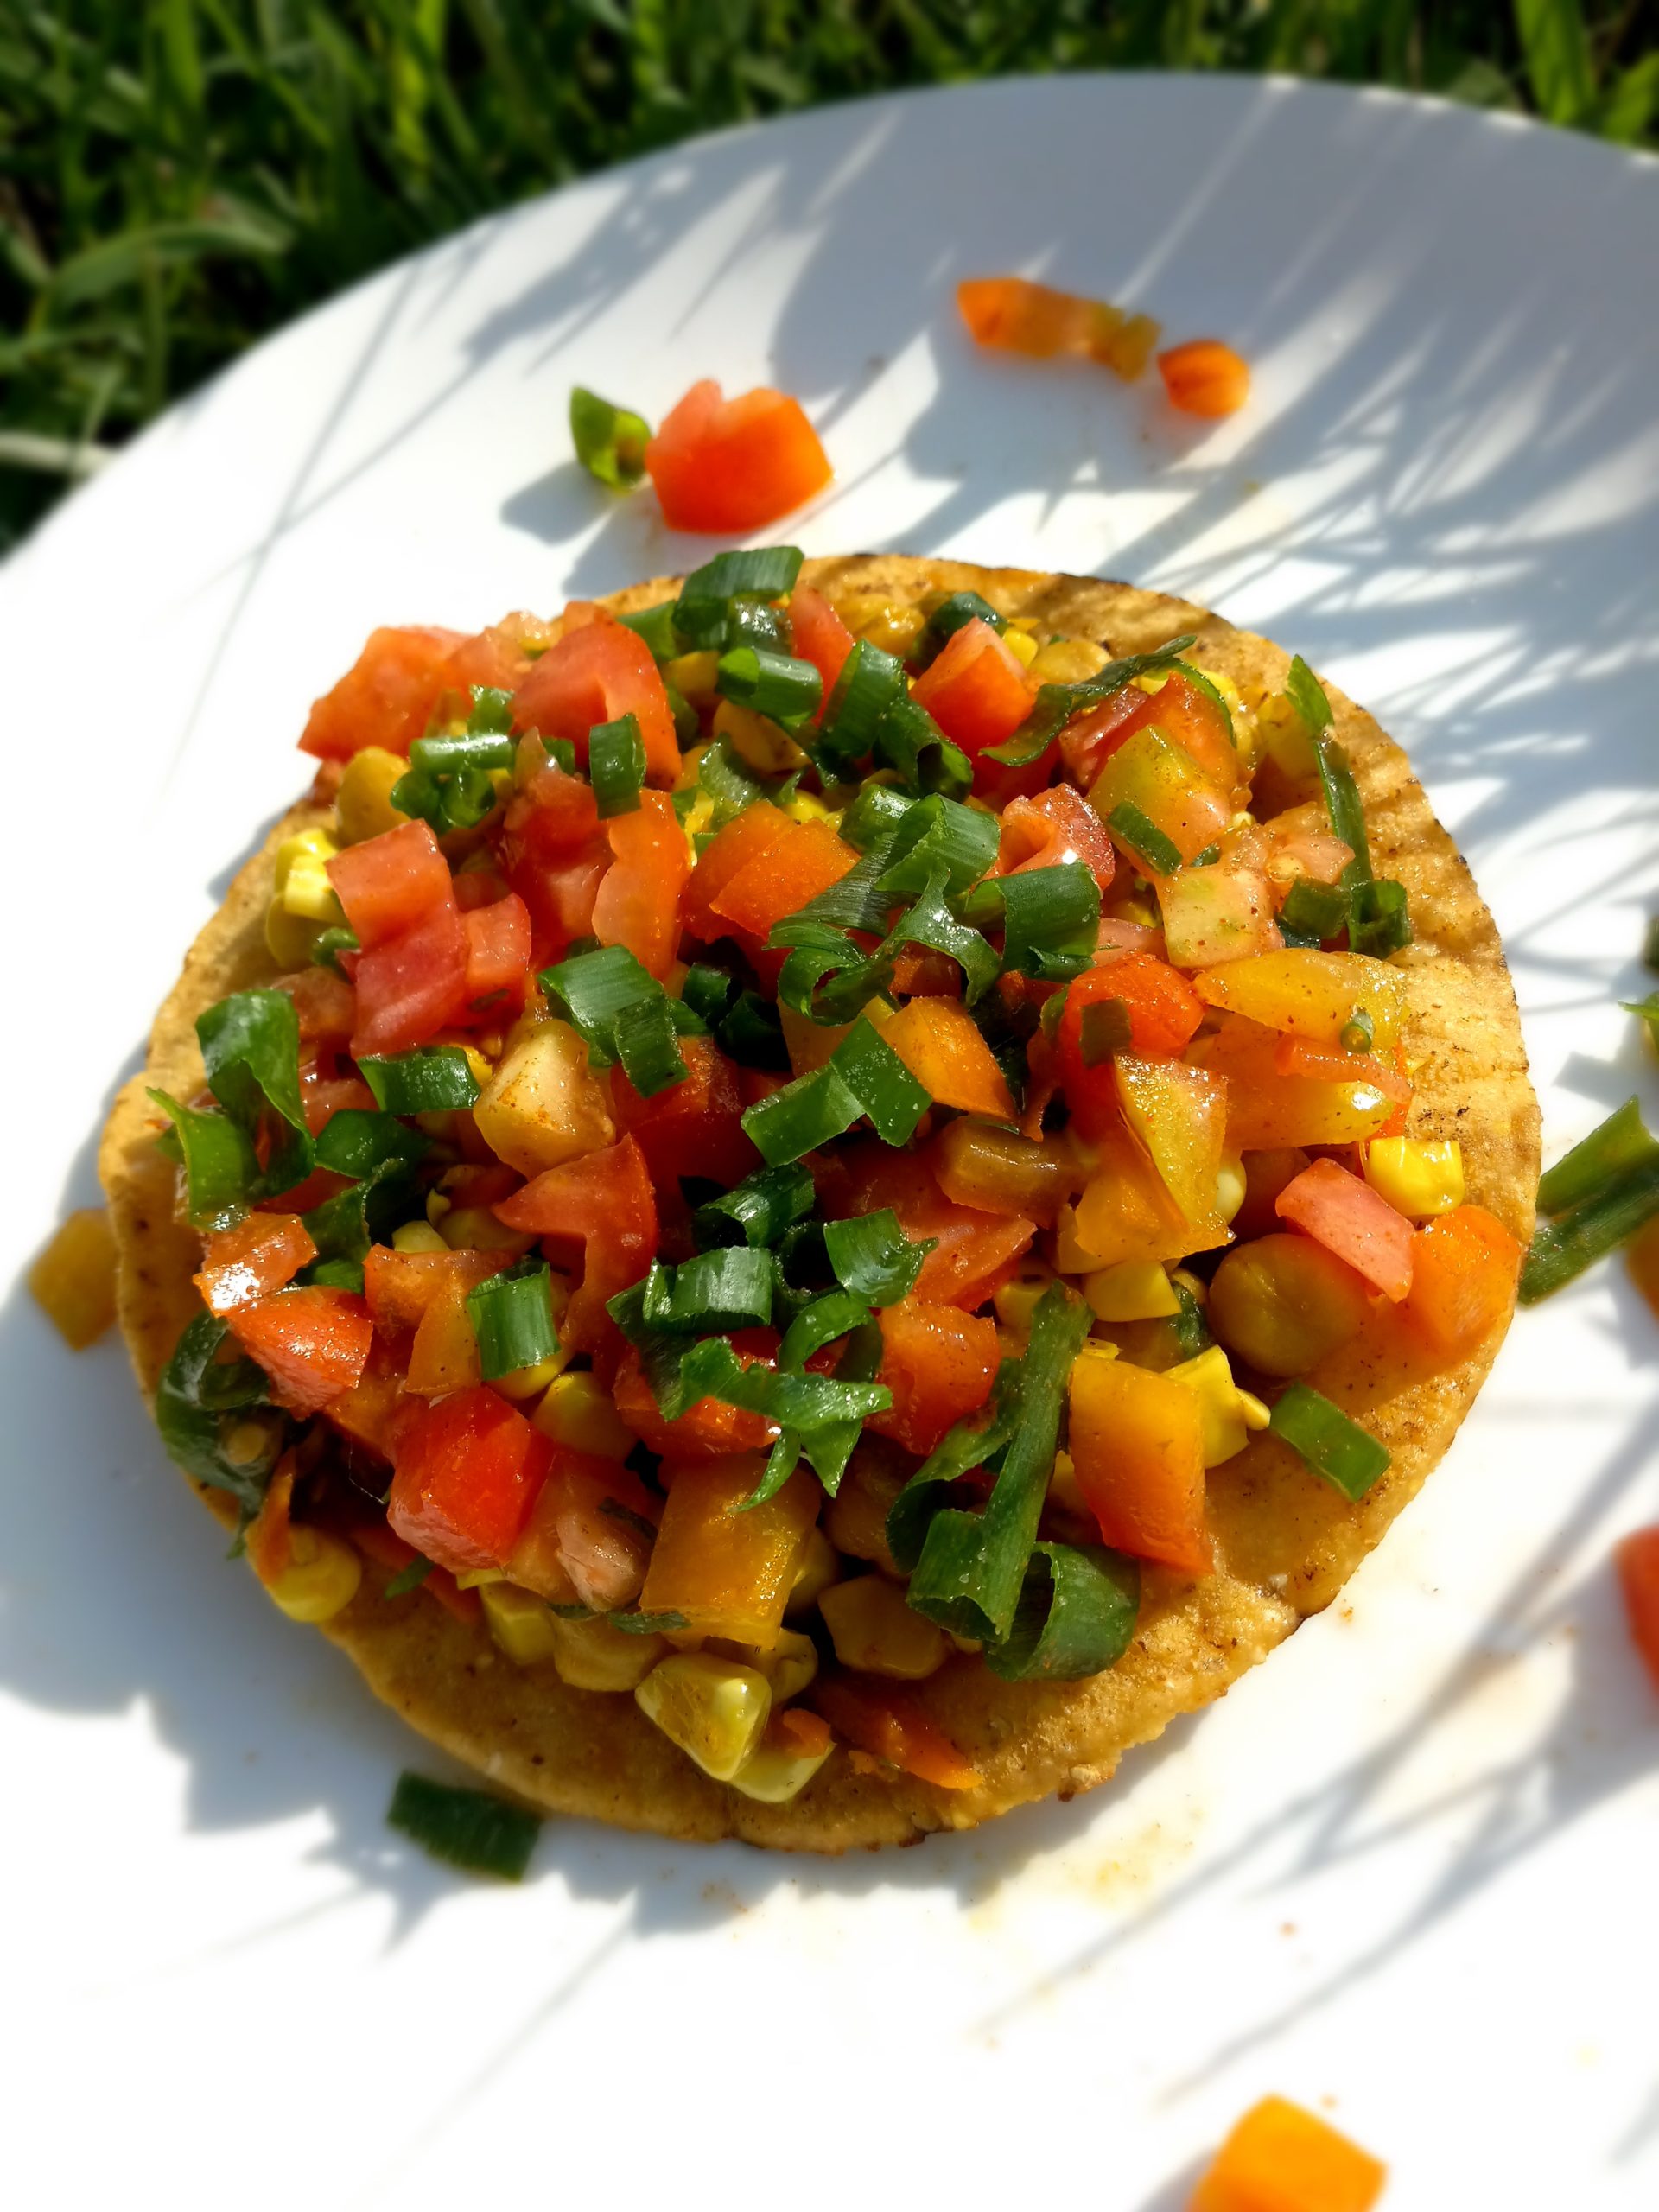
[3,1,1656,550]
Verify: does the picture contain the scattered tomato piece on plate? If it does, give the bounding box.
[1158,337,1251,417]
[1188,2095,1386,2211]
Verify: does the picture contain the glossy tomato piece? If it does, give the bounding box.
[995,785,1117,894]
[610,1036,759,1191]
[819,1140,1037,1309]
[1275,1157,1414,1301]
[709,817,855,943]
[362,1246,504,1336]
[909,618,1033,758]
[1059,670,1236,793]
[592,790,690,977]
[194,1214,316,1315]
[461,892,532,1022]
[787,585,855,699]
[387,1385,552,1576]
[275,965,356,1046]
[299,626,464,761]
[645,378,831,534]
[512,616,679,785]
[612,1342,779,1460]
[350,899,468,1058]
[326,819,453,949]
[683,800,797,944]
[868,1300,999,1456]
[494,1133,658,1351]
[226,1286,374,1415]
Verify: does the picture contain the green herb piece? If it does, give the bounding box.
[923,590,1005,649]
[1268,1382,1391,1499]
[387,1771,541,1881]
[569,385,651,490]
[641,1247,777,1334]
[198,988,313,1192]
[680,963,735,1024]
[906,1284,1090,1641]
[613,992,692,1097]
[1279,878,1349,943]
[741,1062,866,1166]
[877,794,1000,899]
[315,1110,433,1182]
[795,1319,886,1497]
[1339,1008,1376,1053]
[1521,1153,1659,1304]
[1623,994,1659,1043]
[995,862,1101,981]
[983,1542,1141,1681]
[697,732,790,824]
[1283,654,1332,737]
[872,696,972,799]
[887,1363,1020,1572]
[789,836,902,932]
[589,712,646,817]
[1079,997,1132,1065]
[1107,802,1184,878]
[393,719,514,836]
[311,925,359,974]
[823,1207,934,1305]
[467,1260,560,1380]
[816,639,907,774]
[617,601,682,660]
[715,645,822,728]
[715,988,790,1071]
[155,1311,277,1526]
[360,1045,481,1114]
[830,1016,930,1145]
[779,1288,873,1372]
[1299,686,1413,956]
[1190,843,1221,868]
[985,636,1198,768]
[838,782,916,852]
[467,685,515,734]
[540,944,690,1096]
[673,547,803,650]
[383,1556,434,1598]
[1170,1276,1211,1359]
[692,1163,817,1250]
[305,1257,364,1292]
[675,1334,890,1444]
[1350,876,1413,956]
[149,1090,260,1228]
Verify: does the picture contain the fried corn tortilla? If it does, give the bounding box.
[100,557,1540,1852]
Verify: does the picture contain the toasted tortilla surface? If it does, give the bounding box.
[100,558,1541,1853]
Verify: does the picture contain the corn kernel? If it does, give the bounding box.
[264,897,322,969]
[1259,690,1318,779]
[480,1583,562,1664]
[1048,1447,1089,1516]
[1027,636,1108,684]
[833,594,927,660]
[264,1528,362,1624]
[819,1575,948,1681]
[1053,1201,1110,1275]
[1166,1345,1261,1467]
[274,827,344,923]
[728,1716,836,1803]
[549,1611,665,1692]
[532,1370,633,1458]
[437,1205,536,1253]
[784,788,835,826]
[455,1567,507,1589]
[664,650,721,709]
[1002,627,1039,669]
[29,1208,117,1349]
[492,1353,569,1401]
[392,1219,448,1254]
[1216,1154,1246,1223]
[994,1263,1058,1336]
[1364,1137,1465,1218]
[712,698,805,776]
[1083,1259,1180,1322]
[785,1526,839,1616]
[334,747,410,844]
[635,1651,772,1778]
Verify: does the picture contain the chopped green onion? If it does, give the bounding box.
[817,639,908,774]
[360,1046,481,1115]
[467,1261,560,1380]
[314,1111,431,1184]
[1279,878,1349,943]
[392,728,509,835]
[410,730,515,775]
[715,988,790,1071]
[878,795,1000,899]
[1305,709,1413,956]
[1349,876,1413,956]
[724,599,789,653]
[569,385,651,491]
[823,1206,934,1305]
[985,636,1198,768]
[198,988,313,1192]
[679,963,735,1024]
[838,782,916,852]
[387,1771,541,1881]
[1520,1153,1659,1304]
[617,601,682,661]
[887,1363,1020,1572]
[1170,1276,1211,1359]
[1268,1382,1390,1499]
[788,838,901,932]
[830,1016,930,1146]
[1107,803,1183,878]
[1190,843,1221,868]
[983,1541,1140,1681]
[541,944,690,1096]
[306,1256,365,1293]
[796,1319,885,1496]
[779,1288,872,1372]
[923,591,1006,650]
[1339,1009,1375,1053]
[588,713,646,818]
[1079,997,1132,1065]
[873,696,972,799]
[673,548,804,649]
[467,686,515,735]
[715,646,822,728]
[692,1163,817,1250]
[311,925,359,973]
[741,1064,866,1166]
[1622,994,1659,1044]
[149,1090,260,1229]
[383,1556,434,1598]
[1283,654,1332,736]
[906,1286,1090,1642]
[641,1247,777,1335]
[697,733,777,824]
[995,862,1101,981]
[612,992,691,1097]
[674,1334,890,1440]
[155,1311,277,1525]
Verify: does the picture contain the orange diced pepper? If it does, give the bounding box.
[29,1206,118,1349]
[1398,1203,1522,1358]
[639,1454,818,1648]
[1189,2094,1385,2211]
[811,1677,982,1791]
[880,996,1016,1121]
[1067,1352,1211,1576]
[1158,339,1251,419]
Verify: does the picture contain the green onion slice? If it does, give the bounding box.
[1107,803,1184,879]
[149,1090,261,1229]
[617,601,682,662]
[313,1112,431,1190]
[838,783,916,852]
[873,696,972,800]
[679,963,735,1025]
[383,1556,434,1598]
[1521,1152,1659,1304]
[692,1162,817,1250]
[360,1046,481,1115]
[877,794,1000,899]
[830,1017,930,1145]
[1538,1098,1659,1217]
[993,862,1101,981]
[823,1206,935,1305]
[569,385,651,491]
[1268,1382,1391,1500]
[779,1288,873,1373]
[673,547,804,649]
[467,1261,560,1381]
[697,732,794,825]
[641,1247,777,1335]
[1278,877,1349,944]
[540,944,690,1096]
[589,713,646,817]
[985,636,1198,768]
[715,988,791,1071]
[715,646,823,728]
[924,590,1006,647]
[817,640,907,774]
[387,1771,542,1881]
[311,925,359,974]
[155,1311,277,1526]
[740,1064,866,1166]
[983,1541,1141,1681]
[1284,654,1332,736]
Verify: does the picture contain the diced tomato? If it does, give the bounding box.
[461,891,532,1021]
[226,1286,373,1415]
[327,819,451,949]
[453,867,510,913]
[1158,339,1251,419]
[592,790,690,977]
[512,614,679,785]
[1399,1203,1522,1358]
[880,997,1015,1122]
[995,785,1117,894]
[321,1338,408,1462]
[351,899,469,1059]
[820,1140,1037,1308]
[645,378,832,534]
[299,1058,376,1135]
[194,1214,316,1314]
[404,1286,483,1397]
[274,965,357,1046]
[683,800,796,944]
[811,1677,982,1791]
[868,1300,999,1456]
[1617,1528,1659,1694]
[788,585,855,700]
[710,817,855,944]
[362,1245,504,1336]
[299,626,465,761]
[1058,683,1155,791]
[1274,1033,1413,1106]
[387,1386,552,1575]
[507,1452,659,1611]
[1276,1157,1414,1302]
[440,626,530,698]
[909,619,1033,762]
[611,1036,759,1191]
[613,1342,779,1459]
[1055,957,1205,1139]
[494,1134,658,1350]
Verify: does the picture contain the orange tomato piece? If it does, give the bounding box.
[404,1285,483,1397]
[880,996,1016,1122]
[512,613,680,785]
[362,1246,502,1335]
[1617,1526,1659,1694]
[610,1034,759,1191]
[1276,1157,1415,1303]
[388,1385,552,1576]
[226,1286,374,1415]
[494,1133,658,1352]
[996,784,1118,893]
[682,799,796,943]
[1157,338,1251,419]
[592,789,690,976]
[821,1139,1037,1308]
[1399,1203,1522,1358]
[868,1300,999,1456]
[811,1677,982,1791]
[909,617,1033,760]
[639,1453,818,1646]
[276,964,357,1046]
[645,378,832,533]
[194,1213,317,1315]
[788,584,855,700]
[1190,2095,1385,2212]
[612,1346,779,1459]
[1056,956,1205,1136]
[321,1338,407,1463]
[1274,1033,1412,1104]
[1066,1351,1211,1575]
[298,625,465,761]
[709,817,855,943]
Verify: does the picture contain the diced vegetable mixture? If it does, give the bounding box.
[147,549,1523,1802]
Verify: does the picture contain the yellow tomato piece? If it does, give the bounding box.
[1195,948,1407,1053]
[1088,727,1230,868]
[1072,1128,1197,1270]
[1114,1053,1231,1242]
[474,1017,614,1176]
[1194,1016,1395,1150]
[639,1456,818,1649]
[1082,1259,1180,1323]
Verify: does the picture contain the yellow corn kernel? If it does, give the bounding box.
[819,1575,948,1681]
[785,1526,839,1617]
[264,898,322,969]
[994,1262,1058,1337]
[493,1353,570,1402]
[784,788,835,827]
[1166,1344,1262,1467]
[833,594,928,660]
[1047,1446,1088,1516]
[479,1581,563,1665]
[1216,1154,1247,1223]
[1076,1336,1121,1362]
[438,1205,537,1254]
[1258,690,1318,779]
[1027,636,1109,685]
[712,698,805,776]
[1053,1201,1110,1276]
[824,1452,906,1575]
[533,1370,633,1458]
[264,1527,362,1624]
[728,1716,836,1803]
[1002,626,1039,669]
[547,1611,666,1692]
[1083,1259,1180,1322]
[334,747,410,844]
[455,1567,507,1590]
[715,1626,819,1705]
[274,827,344,923]
[1364,1137,1465,1218]
[392,1219,448,1254]
[664,650,721,709]
[635,1651,772,1778]
[29,1208,117,1350]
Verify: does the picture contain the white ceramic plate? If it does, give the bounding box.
[4,73,1657,2209]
